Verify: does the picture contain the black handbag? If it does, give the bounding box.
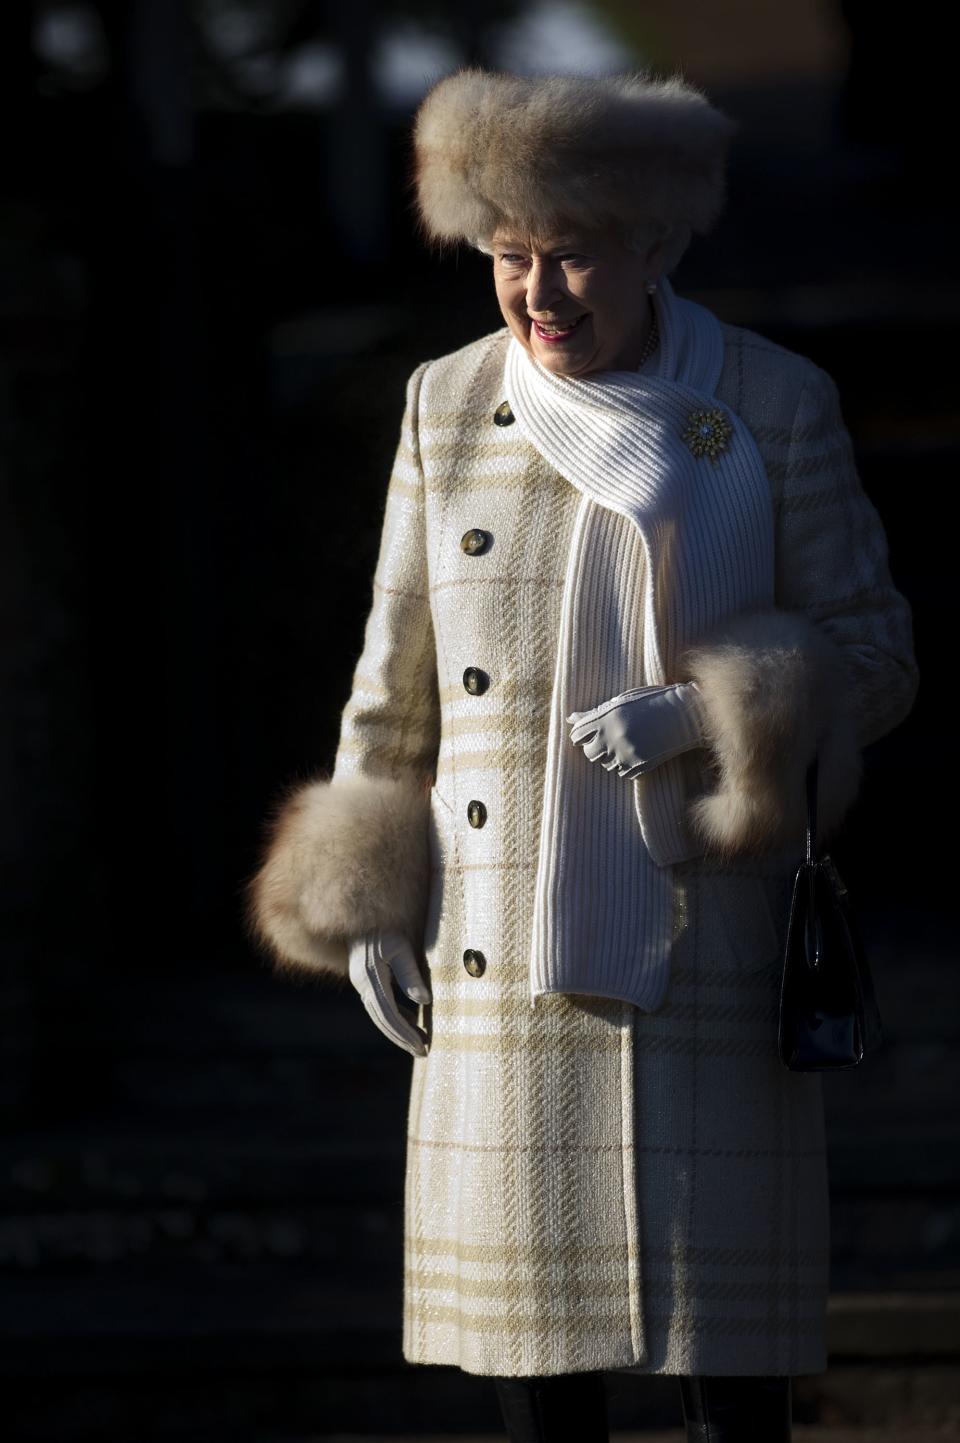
[777,754,884,1071]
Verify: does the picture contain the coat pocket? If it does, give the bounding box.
[427,779,456,836]
[694,867,794,972]
[426,781,456,863]
[423,782,457,955]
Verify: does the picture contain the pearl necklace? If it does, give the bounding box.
[636,309,659,369]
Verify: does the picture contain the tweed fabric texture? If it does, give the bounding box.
[330,318,917,1376]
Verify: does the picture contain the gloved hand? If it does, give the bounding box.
[567,680,707,780]
[348,927,432,1058]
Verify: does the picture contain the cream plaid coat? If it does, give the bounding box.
[250,318,918,1378]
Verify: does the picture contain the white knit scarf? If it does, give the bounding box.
[504,278,775,1011]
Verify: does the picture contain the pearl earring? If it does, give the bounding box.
[646,281,657,295]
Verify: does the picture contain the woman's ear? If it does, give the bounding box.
[643,236,666,277]
[655,223,693,276]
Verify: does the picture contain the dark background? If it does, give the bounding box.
[1,1,955,1439]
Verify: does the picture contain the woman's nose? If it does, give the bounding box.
[525,261,562,314]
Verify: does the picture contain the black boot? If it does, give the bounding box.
[492,1370,609,1443]
[679,1374,792,1443]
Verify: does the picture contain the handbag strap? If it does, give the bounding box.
[805,753,819,866]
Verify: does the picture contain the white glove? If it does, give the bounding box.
[348,927,432,1058]
[567,681,707,780]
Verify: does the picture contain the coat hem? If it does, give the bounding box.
[398,1344,829,1378]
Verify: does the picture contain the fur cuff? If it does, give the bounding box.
[677,608,862,857]
[245,773,432,981]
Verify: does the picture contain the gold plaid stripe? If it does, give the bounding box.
[798,582,892,612]
[406,1237,639,1261]
[765,448,854,484]
[341,698,435,728]
[435,705,552,737]
[421,438,527,462]
[645,998,779,1024]
[432,748,543,774]
[406,1269,640,1302]
[412,1304,636,1334]
[408,1304,825,1337]
[407,1268,827,1305]
[643,1243,831,1265]
[644,1313,827,1336]
[371,575,429,601]
[438,676,553,706]
[426,1027,780,1056]
[419,406,503,427]
[426,1030,634,1054]
[745,424,794,446]
[635,1142,827,1159]
[777,481,853,513]
[425,471,556,497]
[337,739,433,771]
[429,859,537,879]
[423,991,638,1014]
[668,963,781,987]
[410,1134,629,1154]
[431,574,566,593]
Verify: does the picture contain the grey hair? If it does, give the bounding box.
[624,219,692,274]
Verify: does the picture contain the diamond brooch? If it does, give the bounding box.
[682,408,733,464]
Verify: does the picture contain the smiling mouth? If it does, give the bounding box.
[531,315,587,341]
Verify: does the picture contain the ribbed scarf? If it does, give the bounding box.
[504,278,775,1011]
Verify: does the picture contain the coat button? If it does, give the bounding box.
[493,401,514,426]
[467,800,487,828]
[463,666,489,695]
[460,528,490,555]
[463,948,486,977]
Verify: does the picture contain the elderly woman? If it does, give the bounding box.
[249,70,918,1443]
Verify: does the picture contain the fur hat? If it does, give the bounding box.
[412,69,738,255]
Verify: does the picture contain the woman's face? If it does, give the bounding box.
[490,226,660,377]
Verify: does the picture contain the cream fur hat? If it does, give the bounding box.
[412,68,737,263]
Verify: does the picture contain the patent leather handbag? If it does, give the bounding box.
[777,755,884,1071]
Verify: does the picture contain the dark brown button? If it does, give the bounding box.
[462,667,489,695]
[493,401,514,427]
[467,800,487,829]
[460,528,490,555]
[463,948,486,978]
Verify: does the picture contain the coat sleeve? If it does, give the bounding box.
[678,359,920,856]
[245,360,440,980]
